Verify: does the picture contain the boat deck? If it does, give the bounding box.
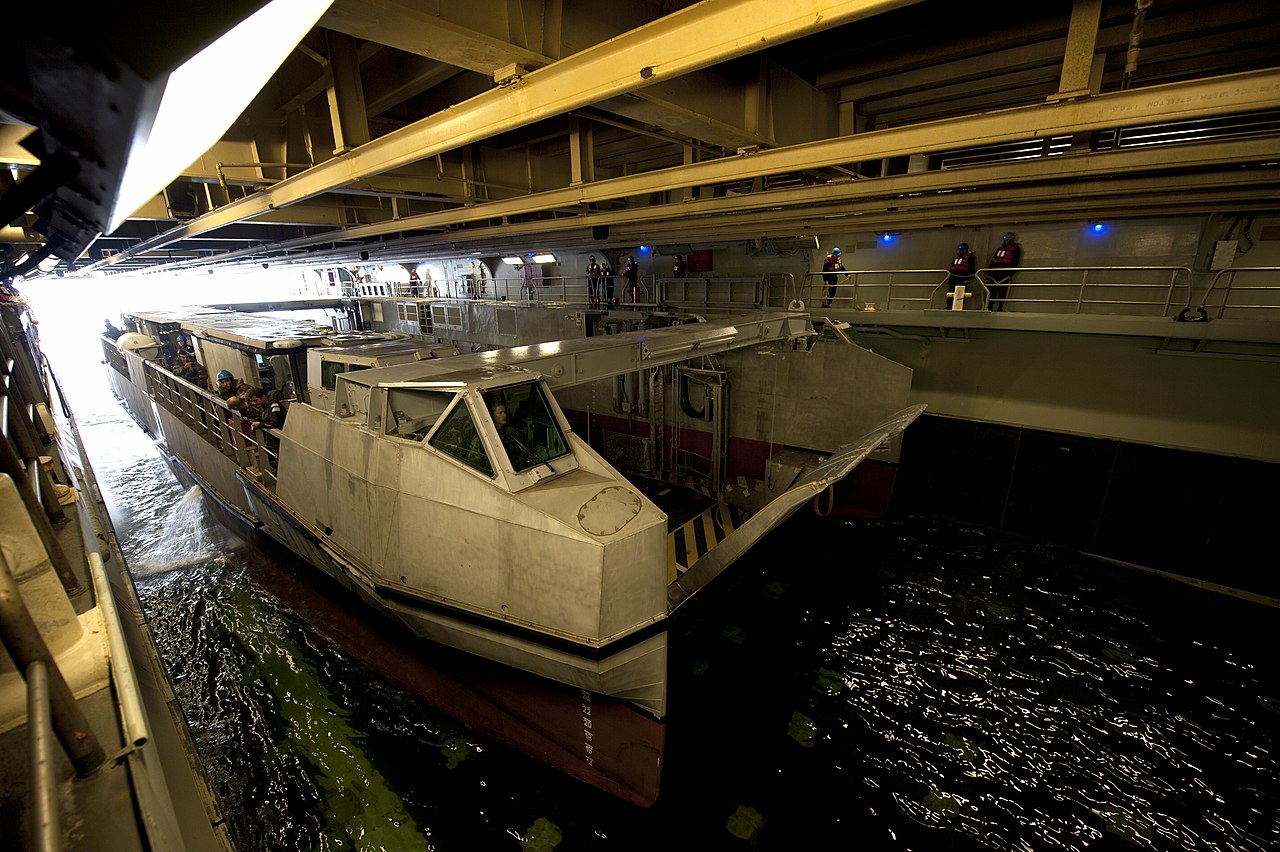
[626,476,749,585]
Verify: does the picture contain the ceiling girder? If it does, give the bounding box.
[86,0,923,271]
[171,68,1280,256]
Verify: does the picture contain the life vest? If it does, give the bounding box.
[950,251,975,276]
[990,244,1020,267]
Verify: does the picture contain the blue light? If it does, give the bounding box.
[881,232,894,243]
[639,245,651,254]
[1091,221,1105,233]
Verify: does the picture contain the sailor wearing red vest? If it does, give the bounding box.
[986,232,1022,311]
[946,242,976,308]
[821,247,844,307]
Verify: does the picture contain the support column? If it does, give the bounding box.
[1054,0,1103,99]
[325,30,370,155]
[569,116,595,186]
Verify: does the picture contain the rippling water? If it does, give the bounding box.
[37,309,1280,851]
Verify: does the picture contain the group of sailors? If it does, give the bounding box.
[820,232,1024,310]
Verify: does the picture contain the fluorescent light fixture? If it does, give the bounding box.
[693,331,739,349]
[111,0,334,231]
[532,253,557,264]
[501,256,524,265]
[642,340,696,360]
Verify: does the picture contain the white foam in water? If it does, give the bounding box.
[133,485,216,574]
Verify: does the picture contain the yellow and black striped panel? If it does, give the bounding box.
[667,502,749,584]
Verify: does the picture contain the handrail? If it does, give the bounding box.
[144,360,280,487]
[1198,266,1280,319]
[333,264,1278,323]
[803,265,1197,316]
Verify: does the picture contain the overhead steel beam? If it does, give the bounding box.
[137,140,1278,274]
[88,0,922,271]
[177,68,1280,253]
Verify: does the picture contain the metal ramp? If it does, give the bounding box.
[666,500,749,585]
[667,404,927,612]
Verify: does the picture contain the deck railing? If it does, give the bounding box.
[799,265,1199,317]
[145,364,281,488]
[340,264,1278,324]
[1197,266,1280,319]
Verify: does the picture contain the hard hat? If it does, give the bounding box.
[217,370,233,381]
[831,247,841,255]
[958,242,969,251]
[1002,232,1016,241]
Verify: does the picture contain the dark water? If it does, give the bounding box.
[34,301,1280,851]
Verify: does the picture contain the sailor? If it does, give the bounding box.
[986,232,1023,311]
[246,388,286,472]
[215,369,251,400]
[601,258,615,304]
[672,254,687,278]
[489,399,539,470]
[821,247,844,308]
[103,318,124,340]
[585,255,603,306]
[622,255,638,304]
[946,242,976,308]
[247,388,285,430]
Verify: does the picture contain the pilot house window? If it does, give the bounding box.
[480,382,571,473]
[428,398,494,477]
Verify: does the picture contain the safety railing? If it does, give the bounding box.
[346,274,774,311]
[1196,267,1280,319]
[796,269,947,311]
[800,265,1198,317]
[145,363,281,489]
[655,276,766,311]
[338,264,1276,324]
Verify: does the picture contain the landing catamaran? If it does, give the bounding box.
[105,304,921,720]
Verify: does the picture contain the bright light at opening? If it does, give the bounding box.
[501,256,524,265]
[532,253,557,264]
[112,0,334,230]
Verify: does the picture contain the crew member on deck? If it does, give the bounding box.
[215,369,251,400]
[946,242,976,308]
[986,232,1022,311]
[821,247,844,308]
[623,255,638,304]
[585,255,603,306]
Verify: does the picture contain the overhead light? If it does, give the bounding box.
[881,232,895,243]
[501,256,524,265]
[111,0,334,230]
[642,340,696,360]
[532,253,557,264]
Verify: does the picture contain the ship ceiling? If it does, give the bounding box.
[3,0,1279,279]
